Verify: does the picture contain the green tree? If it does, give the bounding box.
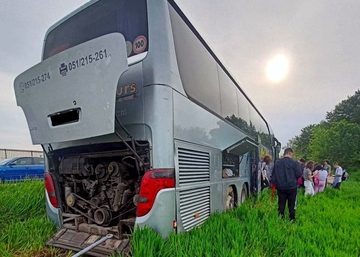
[308,120,360,170]
[284,123,329,160]
[326,90,360,125]
[293,124,317,159]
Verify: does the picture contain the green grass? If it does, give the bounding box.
[130,172,360,257]
[0,181,58,257]
[1,173,360,257]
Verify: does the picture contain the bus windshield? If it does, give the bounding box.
[43,0,148,60]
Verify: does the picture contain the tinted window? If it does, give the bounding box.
[219,67,238,118]
[170,6,221,115]
[236,90,250,124]
[33,157,45,165]
[259,131,272,150]
[170,4,272,142]
[13,158,33,166]
[249,106,261,139]
[259,118,268,134]
[249,105,273,149]
[44,0,148,59]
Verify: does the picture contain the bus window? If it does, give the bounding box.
[219,66,238,119]
[43,0,148,60]
[236,90,251,128]
[219,66,253,135]
[170,6,221,115]
[248,106,272,149]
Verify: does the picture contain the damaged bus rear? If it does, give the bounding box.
[14,0,181,255]
[14,0,279,256]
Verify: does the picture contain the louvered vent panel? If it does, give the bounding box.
[178,148,210,185]
[179,186,210,231]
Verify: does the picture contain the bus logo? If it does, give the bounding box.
[116,83,136,97]
[59,63,68,77]
[116,83,138,102]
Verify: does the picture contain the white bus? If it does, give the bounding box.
[14,0,280,256]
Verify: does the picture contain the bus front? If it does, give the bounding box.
[13,0,175,255]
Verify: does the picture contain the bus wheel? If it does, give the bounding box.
[240,185,248,204]
[225,186,235,211]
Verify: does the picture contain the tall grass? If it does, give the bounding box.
[0,181,57,257]
[1,173,360,257]
[131,172,360,257]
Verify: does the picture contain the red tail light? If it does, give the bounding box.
[44,173,58,208]
[137,169,175,217]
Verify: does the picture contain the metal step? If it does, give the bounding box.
[47,228,130,257]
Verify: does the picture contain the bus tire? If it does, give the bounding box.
[225,186,236,211]
[240,185,248,204]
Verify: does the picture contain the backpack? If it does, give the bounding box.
[313,173,319,186]
[298,175,304,187]
[341,169,347,181]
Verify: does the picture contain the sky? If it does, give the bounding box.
[1,0,359,151]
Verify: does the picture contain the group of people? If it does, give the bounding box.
[262,148,349,222]
[297,159,348,195]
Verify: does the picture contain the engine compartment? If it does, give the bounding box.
[50,143,150,239]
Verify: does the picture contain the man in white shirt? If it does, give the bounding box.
[332,162,343,189]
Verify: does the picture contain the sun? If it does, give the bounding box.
[266,55,289,83]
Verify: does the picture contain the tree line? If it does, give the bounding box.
[285,90,360,171]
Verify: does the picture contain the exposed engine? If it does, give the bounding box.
[55,148,149,238]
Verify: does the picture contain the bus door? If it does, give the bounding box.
[249,149,259,194]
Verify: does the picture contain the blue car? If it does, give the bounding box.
[0,157,44,183]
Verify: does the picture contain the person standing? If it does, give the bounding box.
[332,162,343,189]
[314,166,328,194]
[299,159,306,171]
[324,160,331,176]
[263,155,272,182]
[258,158,266,190]
[271,148,302,222]
[323,160,331,186]
[303,161,315,196]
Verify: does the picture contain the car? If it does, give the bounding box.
[0,157,45,183]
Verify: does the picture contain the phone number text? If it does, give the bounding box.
[68,49,109,71]
[19,72,51,93]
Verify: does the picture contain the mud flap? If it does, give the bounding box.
[47,228,130,257]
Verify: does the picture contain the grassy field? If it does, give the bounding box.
[131,172,360,257]
[0,173,359,257]
[0,181,63,257]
